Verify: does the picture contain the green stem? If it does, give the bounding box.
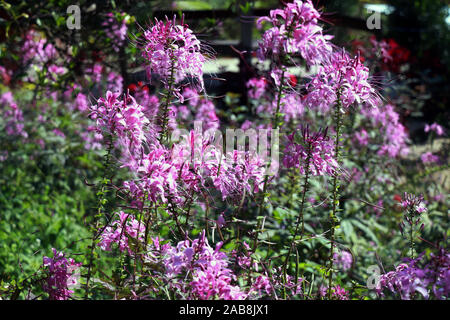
[133,202,146,292]
[272,70,286,130]
[247,70,285,286]
[327,92,342,299]
[281,143,312,294]
[84,133,114,299]
[409,209,415,260]
[159,52,176,144]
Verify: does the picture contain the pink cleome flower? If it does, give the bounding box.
[421,151,439,164]
[102,12,128,52]
[283,127,338,176]
[246,77,267,100]
[362,104,409,158]
[89,91,151,153]
[305,50,381,112]
[141,16,206,89]
[42,249,82,300]
[256,0,332,66]
[424,123,445,136]
[333,250,353,271]
[146,231,247,300]
[98,211,145,254]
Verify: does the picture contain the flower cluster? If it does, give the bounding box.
[369,36,392,64]
[333,250,353,271]
[305,50,381,112]
[354,129,369,146]
[21,30,57,65]
[124,146,179,203]
[377,249,450,300]
[361,104,409,158]
[99,211,146,254]
[420,152,440,164]
[283,127,338,176]
[246,77,267,99]
[256,0,332,65]
[399,193,426,238]
[0,91,28,138]
[424,123,445,136]
[319,285,349,300]
[119,127,266,206]
[86,63,103,82]
[330,285,350,300]
[128,82,159,118]
[196,99,220,130]
[250,275,273,297]
[86,76,263,208]
[106,71,124,94]
[80,125,103,151]
[141,16,206,88]
[256,93,304,123]
[401,193,427,214]
[173,130,266,201]
[42,249,82,300]
[89,91,151,153]
[145,232,247,300]
[213,150,266,200]
[102,12,128,52]
[20,30,67,84]
[170,87,221,130]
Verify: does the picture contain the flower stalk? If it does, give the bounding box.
[281,140,312,292]
[247,70,286,286]
[327,90,342,299]
[400,193,426,260]
[84,132,114,299]
[159,51,176,144]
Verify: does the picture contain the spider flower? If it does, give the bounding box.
[145,231,247,300]
[256,0,332,65]
[421,152,439,164]
[98,211,145,254]
[89,91,151,153]
[333,250,353,271]
[362,104,409,158]
[399,192,427,237]
[305,50,381,112]
[246,77,267,100]
[283,127,338,176]
[42,249,82,300]
[102,12,128,52]
[377,250,450,300]
[141,16,206,89]
[401,193,427,215]
[424,123,445,136]
[123,146,179,204]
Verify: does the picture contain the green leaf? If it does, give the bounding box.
[351,219,380,245]
[175,1,212,10]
